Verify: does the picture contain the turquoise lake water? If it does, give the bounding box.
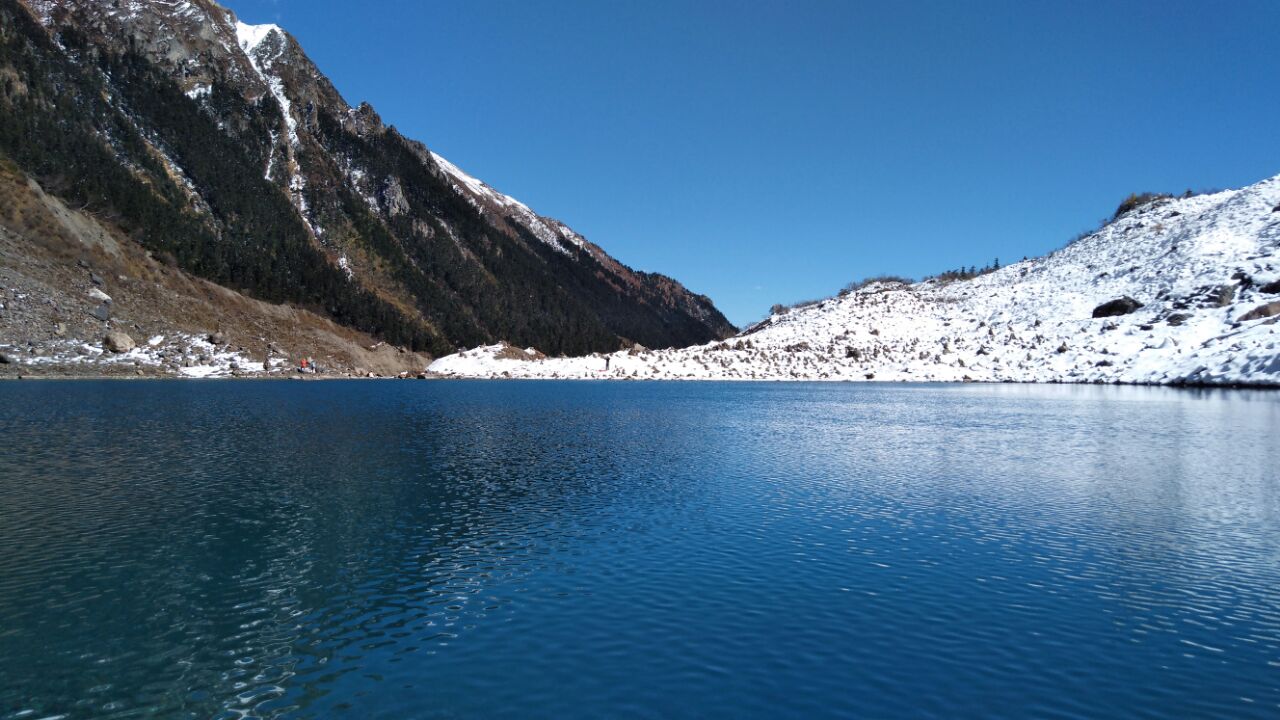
[1,380,1278,718]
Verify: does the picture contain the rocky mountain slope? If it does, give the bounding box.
[430,172,1280,387]
[0,0,733,368]
[0,158,432,378]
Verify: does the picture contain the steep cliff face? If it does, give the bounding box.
[1,0,734,357]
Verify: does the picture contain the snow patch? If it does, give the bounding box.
[234,19,317,236]
[233,19,281,53]
[1,333,264,378]
[429,152,587,257]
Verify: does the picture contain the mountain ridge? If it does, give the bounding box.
[1,0,734,359]
[428,171,1280,386]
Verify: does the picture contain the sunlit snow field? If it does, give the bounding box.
[432,174,1280,386]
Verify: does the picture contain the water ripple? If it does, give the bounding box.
[0,381,1277,718]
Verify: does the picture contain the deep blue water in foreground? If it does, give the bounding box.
[1,381,1278,719]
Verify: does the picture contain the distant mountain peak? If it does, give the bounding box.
[233,18,282,54]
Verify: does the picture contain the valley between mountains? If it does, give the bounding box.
[0,0,1276,386]
[0,0,731,379]
[431,176,1280,386]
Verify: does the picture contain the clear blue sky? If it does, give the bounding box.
[228,0,1280,327]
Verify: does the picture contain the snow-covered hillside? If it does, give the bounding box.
[430,172,1280,386]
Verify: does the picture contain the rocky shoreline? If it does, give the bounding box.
[0,175,432,381]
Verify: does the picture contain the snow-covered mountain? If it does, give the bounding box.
[431,173,1280,386]
[3,0,734,358]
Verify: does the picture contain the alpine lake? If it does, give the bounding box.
[1,380,1277,718]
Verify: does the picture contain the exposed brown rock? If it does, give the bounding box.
[1238,301,1280,322]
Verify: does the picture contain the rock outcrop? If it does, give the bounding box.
[1092,297,1144,318]
[1238,302,1280,323]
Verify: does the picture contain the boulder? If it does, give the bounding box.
[87,288,111,303]
[1166,313,1193,326]
[103,331,136,353]
[0,352,15,364]
[1092,297,1144,318]
[1238,301,1280,322]
[493,342,545,361]
[208,331,227,345]
[1204,285,1235,308]
[1261,280,1280,295]
[89,303,111,322]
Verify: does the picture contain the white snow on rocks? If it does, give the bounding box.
[233,19,280,55]
[30,0,201,25]
[2,333,262,378]
[430,172,1280,387]
[234,19,318,235]
[234,21,294,145]
[429,152,589,257]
